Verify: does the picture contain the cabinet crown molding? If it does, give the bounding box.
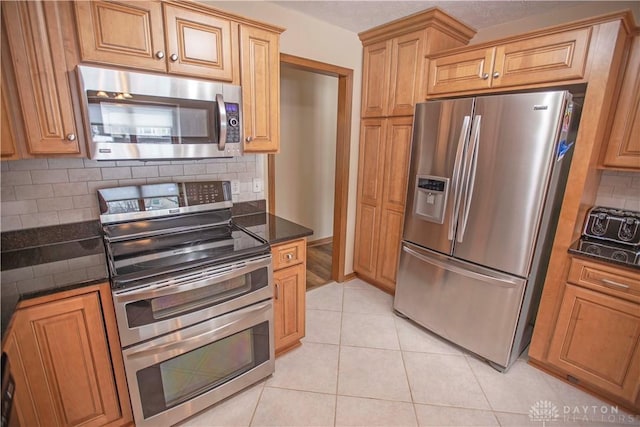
[178,0,285,33]
[427,10,636,59]
[358,7,476,46]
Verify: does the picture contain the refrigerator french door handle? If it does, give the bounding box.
[457,115,481,243]
[449,115,471,241]
[402,244,520,287]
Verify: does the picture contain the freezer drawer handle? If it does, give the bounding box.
[402,245,520,288]
[449,116,471,241]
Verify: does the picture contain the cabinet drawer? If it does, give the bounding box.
[272,239,306,270]
[568,258,640,301]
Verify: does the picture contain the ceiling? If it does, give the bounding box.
[271,1,639,34]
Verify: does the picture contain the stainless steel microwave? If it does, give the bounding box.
[77,65,242,160]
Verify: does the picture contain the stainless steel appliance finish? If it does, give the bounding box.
[78,65,242,160]
[98,181,274,426]
[395,91,579,371]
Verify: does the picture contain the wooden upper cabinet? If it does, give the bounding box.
[361,40,392,117]
[240,25,280,153]
[493,28,591,87]
[427,48,495,94]
[163,4,235,81]
[1,24,21,160]
[602,33,640,170]
[75,1,237,81]
[359,8,475,118]
[362,31,427,117]
[2,1,82,156]
[389,31,425,116]
[74,1,166,72]
[427,27,591,96]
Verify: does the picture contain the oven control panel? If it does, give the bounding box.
[97,181,233,222]
[182,181,231,206]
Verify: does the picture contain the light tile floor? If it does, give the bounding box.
[179,278,639,427]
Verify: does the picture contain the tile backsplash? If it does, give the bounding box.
[1,156,265,231]
[595,171,640,212]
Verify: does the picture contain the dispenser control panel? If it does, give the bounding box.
[414,175,449,224]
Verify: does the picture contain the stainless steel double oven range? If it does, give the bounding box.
[97,181,274,427]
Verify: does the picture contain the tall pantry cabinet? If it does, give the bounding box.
[353,9,476,293]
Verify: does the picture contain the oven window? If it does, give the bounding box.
[136,322,270,419]
[125,267,268,328]
[87,91,217,145]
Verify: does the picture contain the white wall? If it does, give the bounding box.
[278,65,338,241]
[472,2,640,43]
[0,157,264,231]
[207,1,363,275]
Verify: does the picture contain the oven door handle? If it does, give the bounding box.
[126,300,272,360]
[113,255,272,303]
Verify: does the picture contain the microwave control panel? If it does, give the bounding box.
[225,103,241,143]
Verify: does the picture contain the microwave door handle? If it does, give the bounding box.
[217,94,227,151]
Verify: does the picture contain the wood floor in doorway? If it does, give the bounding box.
[306,242,332,291]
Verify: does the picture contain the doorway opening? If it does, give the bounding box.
[268,53,353,287]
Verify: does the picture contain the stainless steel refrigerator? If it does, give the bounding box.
[394,90,580,371]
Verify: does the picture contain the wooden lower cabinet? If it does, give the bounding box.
[532,258,640,412]
[272,238,306,355]
[2,283,132,427]
[354,116,413,293]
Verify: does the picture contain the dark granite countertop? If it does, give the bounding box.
[234,212,314,244]
[569,237,640,271]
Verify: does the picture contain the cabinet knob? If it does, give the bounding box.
[481,73,489,80]
[245,136,253,143]
[66,133,76,141]
[492,72,500,79]
[170,53,178,62]
[285,253,293,260]
[155,51,165,59]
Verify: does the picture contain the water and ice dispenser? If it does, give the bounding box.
[414,176,449,224]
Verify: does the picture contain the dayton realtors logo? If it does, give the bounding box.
[529,400,639,425]
[529,400,560,426]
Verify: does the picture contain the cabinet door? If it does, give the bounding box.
[273,263,306,354]
[240,25,280,153]
[1,30,20,160]
[492,28,591,88]
[75,1,166,72]
[11,292,123,427]
[548,284,640,405]
[375,117,413,291]
[389,31,424,116]
[3,1,81,155]
[602,34,640,169]
[361,40,391,117]
[163,4,235,81]
[354,119,386,278]
[426,48,495,95]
